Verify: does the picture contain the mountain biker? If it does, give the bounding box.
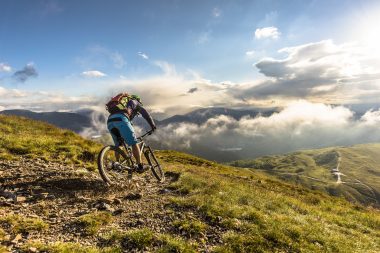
[106,93,156,173]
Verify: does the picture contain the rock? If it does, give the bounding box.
[125,193,143,201]
[11,234,22,244]
[113,208,124,216]
[0,190,16,199]
[29,247,38,252]
[135,218,144,226]
[34,192,49,199]
[94,202,115,212]
[113,198,122,205]
[15,196,27,203]
[159,188,171,194]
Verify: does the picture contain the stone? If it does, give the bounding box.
[125,193,143,201]
[15,196,27,203]
[113,208,124,216]
[113,198,122,205]
[11,234,22,244]
[29,247,38,252]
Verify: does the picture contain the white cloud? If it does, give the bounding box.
[138,52,149,60]
[148,101,380,160]
[212,7,222,18]
[0,86,27,98]
[0,63,12,72]
[255,26,280,40]
[81,70,107,78]
[245,50,255,57]
[0,87,98,112]
[238,40,380,104]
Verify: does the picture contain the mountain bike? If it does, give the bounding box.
[97,129,164,185]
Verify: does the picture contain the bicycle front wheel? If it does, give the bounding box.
[98,145,131,184]
[144,147,165,182]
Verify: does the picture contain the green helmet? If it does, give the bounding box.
[130,94,142,105]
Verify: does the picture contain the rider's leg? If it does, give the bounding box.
[131,144,142,164]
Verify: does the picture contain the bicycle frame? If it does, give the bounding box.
[118,130,153,168]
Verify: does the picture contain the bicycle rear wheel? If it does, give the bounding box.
[98,145,132,184]
[143,147,165,182]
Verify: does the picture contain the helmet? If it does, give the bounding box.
[130,94,142,105]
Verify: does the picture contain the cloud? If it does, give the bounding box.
[146,101,380,161]
[0,63,12,72]
[255,26,280,40]
[236,40,380,103]
[0,86,27,98]
[12,63,38,82]
[0,87,97,112]
[187,87,198,94]
[212,7,222,18]
[245,50,255,58]
[81,70,107,78]
[138,52,149,60]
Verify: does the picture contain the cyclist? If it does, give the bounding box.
[106,93,156,173]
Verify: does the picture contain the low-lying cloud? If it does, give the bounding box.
[145,101,380,161]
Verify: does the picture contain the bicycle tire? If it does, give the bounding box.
[97,145,131,184]
[144,147,165,182]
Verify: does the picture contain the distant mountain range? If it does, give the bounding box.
[0,109,93,133]
[0,107,276,133]
[157,107,276,125]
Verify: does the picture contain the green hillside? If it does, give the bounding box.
[0,115,379,252]
[0,114,101,169]
[229,144,380,208]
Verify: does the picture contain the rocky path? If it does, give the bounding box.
[0,158,191,252]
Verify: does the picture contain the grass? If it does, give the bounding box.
[101,228,196,252]
[172,220,207,238]
[122,228,154,249]
[228,144,380,207]
[77,211,113,235]
[162,152,380,253]
[0,115,101,170]
[22,241,121,253]
[0,214,48,234]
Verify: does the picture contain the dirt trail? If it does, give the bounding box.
[332,151,344,184]
[0,158,218,252]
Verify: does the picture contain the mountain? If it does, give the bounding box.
[0,114,379,252]
[228,144,380,208]
[158,107,276,126]
[0,109,92,133]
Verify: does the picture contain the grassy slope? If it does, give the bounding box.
[0,115,379,252]
[0,114,101,170]
[228,144,380,207]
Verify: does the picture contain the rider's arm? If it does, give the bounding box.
[127,100,156,130]
[138,105,156,130]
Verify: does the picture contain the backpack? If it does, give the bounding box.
[105,93,130,114]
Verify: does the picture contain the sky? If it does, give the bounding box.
[1,0,380,115]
